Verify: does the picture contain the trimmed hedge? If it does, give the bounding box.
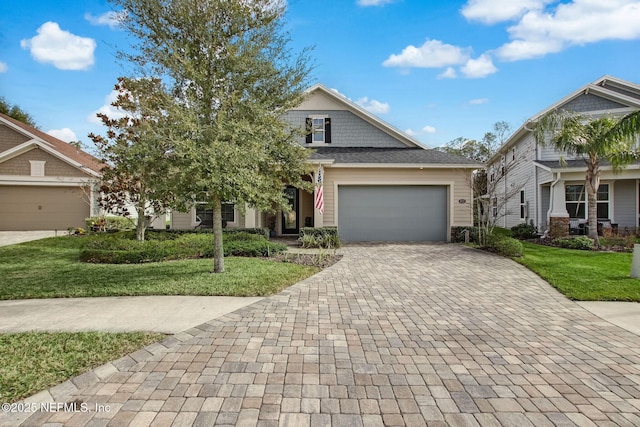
[299,227,340,248]
[552,236,594,250]
[80,232,286,264]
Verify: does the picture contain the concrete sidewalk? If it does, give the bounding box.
[577,301,640,336]
[0,230,59,247]
[0,296,262,334]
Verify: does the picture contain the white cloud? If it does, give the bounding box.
[383,39,471,68]
[20,22,96,70]
[357,0,394,5]
[84,11,126,29]
[88,90,127,125]
[497,0,640,61]
[460,54,498,78]
[406,125,437,136]
[0,62,7,73]
[468,98,489,105]
[437,67,457,79]
[461,0,553,24]
[47,128,78,142]
[355,97,390,114]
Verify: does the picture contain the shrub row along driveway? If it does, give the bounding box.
[17,244,640,426]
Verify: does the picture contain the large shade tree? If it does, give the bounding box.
[111,0,313,272]
[89,77,178,241]
[534,109,640,245]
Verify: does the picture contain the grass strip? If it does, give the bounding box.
[517,242,640,301]
[0,332,165,403]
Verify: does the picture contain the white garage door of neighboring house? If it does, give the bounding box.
[0,186,90,231]
[337,185,448,242]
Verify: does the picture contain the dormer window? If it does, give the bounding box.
[305,116,332,144]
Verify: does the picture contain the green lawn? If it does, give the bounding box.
[0,332,165,403]
[517,242,640,301]
[0,237,319,300]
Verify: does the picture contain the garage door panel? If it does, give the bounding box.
[338,185,447,242]
[0,186,89,231]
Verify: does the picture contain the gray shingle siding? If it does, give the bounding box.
[285,110,407,148]
[562,94,627,112]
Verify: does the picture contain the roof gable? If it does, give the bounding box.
[297,84,426,149]
[0,113,103,176]
[488,75,640,165]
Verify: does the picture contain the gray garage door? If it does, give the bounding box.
[0,186,90,231]
[337,185,448,242]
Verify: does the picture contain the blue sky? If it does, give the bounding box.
[1,0,640,150]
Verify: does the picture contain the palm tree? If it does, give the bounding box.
[534,109,640,246]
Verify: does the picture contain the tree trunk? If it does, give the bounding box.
[585,157,600,246]
[136,206,146,242]
[211,194,225,273]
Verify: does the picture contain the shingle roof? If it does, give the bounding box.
[309,147,480,166]
[537,159,640,169]
[0,113,103,174]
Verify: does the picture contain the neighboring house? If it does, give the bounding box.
[0,113,103,231]
[172,84,479,242]
[486,75,640,234]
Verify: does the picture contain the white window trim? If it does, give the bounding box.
[29,160,46,177]
[306,115,329,147]
[519,190,526,220]
[564,182,611,220]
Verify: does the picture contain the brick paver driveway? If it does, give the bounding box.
[18,244,640,426]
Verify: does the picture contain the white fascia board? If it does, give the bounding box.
[0,175,98,186]
[0,139,40,162]
[533,161,552,172]
[327,163,479,169]
[306,158,335,165]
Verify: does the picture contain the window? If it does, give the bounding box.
[565,185,585,219]
[195,203,235,227]
[500,156,505,177]
[305,117,332,144]
[512,147,516,162]
[489,166,495,183]
[519,190,526,219]
[30,160,45,177]
[492,197,498,218]
[565,184,609,219]
[597,184,609,219]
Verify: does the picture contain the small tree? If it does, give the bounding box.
[534,109,640,246]
[0,97,37,127]
[112,0,314,272]
[89,77,177,241]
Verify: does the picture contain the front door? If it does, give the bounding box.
[282,186,299,234]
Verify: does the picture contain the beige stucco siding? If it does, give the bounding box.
[321,167,473,227]
[0,148,90,177]
[0,124,30,153]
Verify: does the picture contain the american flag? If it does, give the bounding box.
[314,167,324,214]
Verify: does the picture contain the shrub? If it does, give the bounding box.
[510,221,538,240]
[451,226,477,243]
[482,234,523,257]
[299,227,340,248]
[552,236,594,250]
[493,237,523,257]
[85,216,133,232]
[80,232,286,264]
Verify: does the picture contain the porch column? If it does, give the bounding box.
[244,204,256,228]
[548,176,569,238]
